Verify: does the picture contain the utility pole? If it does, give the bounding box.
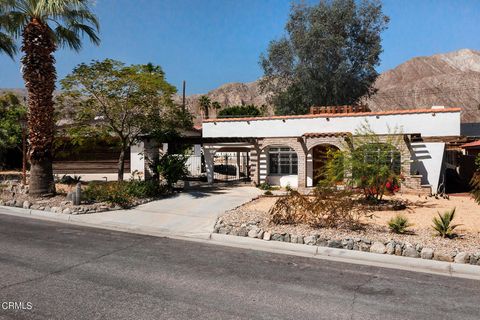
[182,80,186,112]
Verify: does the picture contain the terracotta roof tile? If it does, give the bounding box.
[460,140,480,148]
[302,132,352,138]
[203,107,461,123]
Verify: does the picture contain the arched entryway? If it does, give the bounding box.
[311,144,340,186]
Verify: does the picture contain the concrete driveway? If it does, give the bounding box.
[72,185,262,239]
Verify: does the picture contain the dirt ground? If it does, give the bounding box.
[221,193,480,254]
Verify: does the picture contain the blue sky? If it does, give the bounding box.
[1,0,480,94]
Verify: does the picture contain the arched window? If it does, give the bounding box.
[268,147,298,175]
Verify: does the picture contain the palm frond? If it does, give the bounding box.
[0,31,17,58]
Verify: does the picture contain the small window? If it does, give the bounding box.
[268,147,298,175]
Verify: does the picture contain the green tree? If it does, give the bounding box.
[59,59,192,181]
[324,122,404,202]
[217,104,263,117]
[260,0,389,115]
[0,0,100,195]
[0,92,26,167]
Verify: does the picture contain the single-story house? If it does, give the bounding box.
[132,106,463,195]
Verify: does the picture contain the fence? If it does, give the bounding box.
[184,153,250,182]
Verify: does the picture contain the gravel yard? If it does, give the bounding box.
[219,193,480,255]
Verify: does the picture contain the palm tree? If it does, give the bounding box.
[0,0,100,195]
[199,95,211,119]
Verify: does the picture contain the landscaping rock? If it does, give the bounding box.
[403,245,419,258]
[218,227,230,235]
[0,200,4,206]
[237,227,248,237]
[454,252,470,264]
[359,243,371,252]
[15,200,22,208]
[304,235,317,245]
[272,233,284,242]
[433,252,454,262]
[283,233,290,243]
[62,208,71,215]
[51,206,61,213]
[327,240,343,249]
[419,248,434,260]
[470,253,480,265]
[263,232,271,241]
[290,235,304,244]
[386,241,396,255]
[22,201,31,209]
[370,242,387,254]
[342,239,354,250]
[248,228,264,239]
[316,237,328,247]
[420,248,434,260]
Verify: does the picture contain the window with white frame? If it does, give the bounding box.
[268,147,298,175]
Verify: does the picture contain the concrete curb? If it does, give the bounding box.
[1,205,479,281]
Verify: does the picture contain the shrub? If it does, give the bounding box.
[83,180,165,208]
[58,174,82,185]
[217,104,263,117]
[258,182,272,190]
[270,184,365,229]
[432,208,460,238]
[285,184,293,192]
[264,190,273,196]
[157,154,189,189]
[387,214,412,234]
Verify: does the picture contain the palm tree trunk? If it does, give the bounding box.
[21,19,56,196]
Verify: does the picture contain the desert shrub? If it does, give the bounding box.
[157,154,189,188]
[432,208,460,238]
[269,184,365,229]
[387,214,412,234]
[324,122,404,203]
[258,182,272,190]
[264,190,273,196]
[58,174,82,185]
[285,184,293,192]
[83,180,164,208]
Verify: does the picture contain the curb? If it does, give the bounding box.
[1,205,479,281]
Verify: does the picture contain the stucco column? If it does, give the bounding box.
[250,146,260,186]
[204,147,216,184]
[143,139,160,180]
[235,152,241,180]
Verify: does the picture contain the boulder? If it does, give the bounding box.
[403,245,420,258]
[62,208,71,215]
[394,244,403,256]
[316,237,328,247]
[263,232,271,241]
[433,252,454,262]
[304,235,317,246]
[386,241,396,255]
[327,240,343,249]
[22,201,31,209]
[237,227,248,237]
[454,252,469,264]
[290,235,304,244]
[420,248,434,260]
[342,239,354,250]
[370,242,387,254]
[271,233,284,242]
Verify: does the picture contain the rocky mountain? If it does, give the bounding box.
[3,49,480,124]
[183,49,480,124]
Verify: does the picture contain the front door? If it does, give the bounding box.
[312,145,338,186]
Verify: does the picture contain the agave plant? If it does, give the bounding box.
[432,208,460,238]
[387,214,413,234]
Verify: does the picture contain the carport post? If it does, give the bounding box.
[236,152,240,180]
[204,148,215,184]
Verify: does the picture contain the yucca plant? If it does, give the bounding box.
[387,214,413,234]
[432,208,460,238]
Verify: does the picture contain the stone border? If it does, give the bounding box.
[214,220,480,266]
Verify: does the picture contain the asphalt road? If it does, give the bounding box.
[0,213,479,320]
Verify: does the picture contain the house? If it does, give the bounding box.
[132,105,462,195]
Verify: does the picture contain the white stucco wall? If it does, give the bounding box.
[267,175,298,188]
[130,142,145,176]
[410,142,446,193]
[203,110,461,138]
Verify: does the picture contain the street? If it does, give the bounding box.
[0,212,478,320]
